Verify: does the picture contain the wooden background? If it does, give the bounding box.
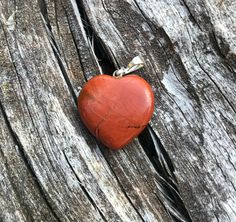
[0,0,235,221]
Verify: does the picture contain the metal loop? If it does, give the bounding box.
[113,56,145,77]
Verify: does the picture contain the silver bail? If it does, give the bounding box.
[113,56,145,77]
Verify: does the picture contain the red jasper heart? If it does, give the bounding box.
[78,74,154,149]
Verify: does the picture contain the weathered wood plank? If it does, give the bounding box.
[0,0,174,221]
[78,0,236,221]
[43,0,184,221]
[0,0,235,221]
[0,1,104,221]
[0,106,58,222]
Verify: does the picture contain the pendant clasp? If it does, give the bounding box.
[113,56,145,77]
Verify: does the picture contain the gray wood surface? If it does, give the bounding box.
[0,0,235,221]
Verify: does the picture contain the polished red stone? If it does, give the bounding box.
[78,74,154,149]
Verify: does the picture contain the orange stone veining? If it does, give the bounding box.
[78,74,154,149]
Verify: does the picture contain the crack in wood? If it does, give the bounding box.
[38,2,149,221]
[37,3,111,221]
[96,147,146,222]
[63,8,89,82]
[76,0,118,75]
[180,0,202,31]
[190,34,236,114]
[39,5,77,105]
[1,0,234,221]
[62,150,107,222]
[138,126,192,222]
[0,145,35,222]
[71,3,158,221]
[72,1,193,221]
[0,100,61,222]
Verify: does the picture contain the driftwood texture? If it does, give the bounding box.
[0,0,235,221]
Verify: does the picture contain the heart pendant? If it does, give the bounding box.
[78,74,154,149]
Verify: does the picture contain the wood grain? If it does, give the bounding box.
[0,0,235,221]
